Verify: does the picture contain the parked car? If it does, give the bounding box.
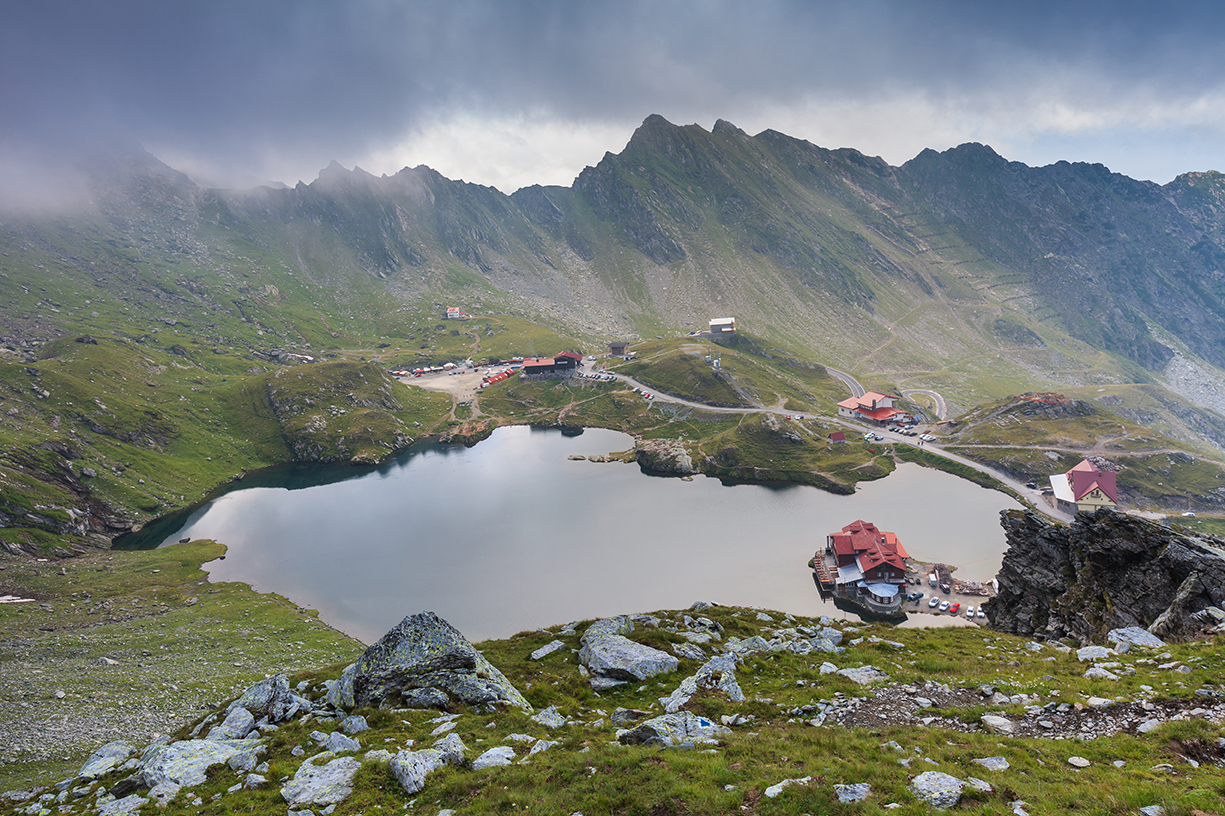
[920,433,936,442]
[965,605,975,617]
[977,608,986,619]
[948,602,961,615]
[928,597,940,609]
[938,600,950,612]
[864,432,875,441]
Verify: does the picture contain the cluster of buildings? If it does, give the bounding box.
[813,520,910,617]
[836,391,913,426]
[519,350,584,379]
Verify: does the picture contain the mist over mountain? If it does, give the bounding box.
[4,115,1225,428]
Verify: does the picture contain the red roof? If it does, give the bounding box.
[1067,460,1117,503]
[556,350,583,362]
[521,357,555,370]
[828,431,846,442]
[829,519,910,563]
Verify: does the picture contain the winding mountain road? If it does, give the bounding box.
[900,388,948,421]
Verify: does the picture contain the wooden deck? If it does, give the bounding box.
[812,552,836,592]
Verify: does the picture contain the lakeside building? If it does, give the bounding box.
[813,520,910,617]
[835,392,910,426]
[1050,458,1118,513]
[519,351,583,380]
[709,317,736,335]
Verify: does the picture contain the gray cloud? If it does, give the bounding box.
[4,0,1225,195]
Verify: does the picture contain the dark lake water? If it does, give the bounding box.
[136,426,1020,643]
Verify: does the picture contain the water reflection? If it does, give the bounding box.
[141,426,1019,643]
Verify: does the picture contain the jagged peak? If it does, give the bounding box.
[711,118,746,137]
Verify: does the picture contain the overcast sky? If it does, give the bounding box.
[5,1,1225,197]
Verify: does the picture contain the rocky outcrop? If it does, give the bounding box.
[344,611,532,711]
[986,509,1225,643]
[577,616,679,689]
[634,438,695,475]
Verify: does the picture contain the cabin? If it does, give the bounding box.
[828,431,846,444]
[608,341,629,357]
[1049,459,1118,513]
[519,350,584,380]
[709,317,736,335]
[444,306,470,320]
[821,520,910,614]
[836,392,909,426]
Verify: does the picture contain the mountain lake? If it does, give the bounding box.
[123,426,1021,642]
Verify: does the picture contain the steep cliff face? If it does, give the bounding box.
[986,509,1225,644]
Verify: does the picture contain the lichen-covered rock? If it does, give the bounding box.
[281,755,361,807]
[324,732,361,753]
[530,705,567,729]
[140,740,244,788]
[327,663,357,710]
[389,736,468,796]
[908,771,965,809]
[78,742,137,780]
[578,617,678,686]
[471,746,517,769]
[1107,626,1166,649]
[988,509,1225,643]
[617,711,730,748]
[229,673,310,723]
[659,654,744,713]
[207,706,255,741]
[348,611,530,711]
[836,665,889,685]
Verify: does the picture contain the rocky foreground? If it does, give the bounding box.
[3,603,1224,816]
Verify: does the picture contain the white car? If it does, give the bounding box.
[938,600,950,612]
[928,597,940,609]
[920,433,936,442]
[965,605,975,617]
[977,608,986,619]
[864,432,875,441]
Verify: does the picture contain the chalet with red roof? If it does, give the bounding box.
[519,351,584,380]
[1050,459,1118,513]
[836,392,909,426]
[815,520,910,616]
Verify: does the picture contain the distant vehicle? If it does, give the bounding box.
[965,605,975,617]
[976,608,986,619]
[938,601,950,612]
[864,432,875,441]
[941,583,951,594]
[873,434,884,441]
[948,602,961,615]
[928,597,940,609]
[920,433,936,442]
[1182,511,1197,517]
[1025,481,1038,489]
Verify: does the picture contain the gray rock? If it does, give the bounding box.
[1107,627,1166,648]
[1139,807,1166,816]
[324,732,360,754]
[981,715,1015,735]
[617,711,730,749]
[403,687,451,709]
[836,665,889,685]
[835,783,871,803]
[207,707,255,741]
[229,674,308,723]
[764,776,811,798]
[610,708,652,726]
[281,756,361,807]
[581,616,635,641]
[671,642,706,661]
[659,654,744,713]
[471,746,516,769]
[530,705,567,729]
[78,742,137,780]
[819,662,838,675]
[140,740,243,788]
[98,794,148,816]
[340,715,370,735]
[226,744,267,773]
[965,777,993,793]
[1067,756,1091,768]
[326,664,357,710]
[1087,696,1115,708]
[349,611,531,711]
[243,774,266,790]
[528,740,558,756]
[907,771,965,809]
[1137,718,1163,733]
[1083,666,1120,681]
[1076,645,1113,661]
[390,748,456,795]
[530,640,566,660]
[146,781,180,807]
[579,633,678,685]
[972,756,1009,771]
[431,733,469,765]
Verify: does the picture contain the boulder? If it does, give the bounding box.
[281,755,361,807]
[981,715,1015,735]
[403,687,451,709]
[907,771,965,809]
[836,666,889,685]
[617,711,730,748]
[1076,646,1113,661]
[1083,666,1120,681]
[764,776,811,798]
[78,742,137,780]
[530,705,567,729]
[972,757,1010,771]
[327,663,357,710]
[98,794,148,816]
[324,732,361,753]
[207,707,255,741]
[347,611,530,711]
[835,783,871,803]
[578,619,678,687]
[340,715,370,735]
[389,736,467,796]
[530,640,566,660]
[229,673,310,723]
[140,740,244,788]
[1107,627,1166,649]
[659,654,744,713]
[472,746,517,769]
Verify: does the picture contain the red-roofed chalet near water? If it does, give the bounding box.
[836,392,908,426]
[816,520,910,616]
